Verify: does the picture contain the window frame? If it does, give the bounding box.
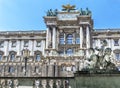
[24,40,29,47]
[114,39,119,46]
[66,48,73,55]
[115,53,120,60]
[8,66,14,73]
[35,54,41,61]
[11,40,16,47]
[36,40,41,47]
[59,33,64,44]
[66,34,73,44]
[10,54,15,61]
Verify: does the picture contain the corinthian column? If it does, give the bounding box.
[46,27,49,49]
[86,26,90,49]
[52,27,56,49]
[80,26,83,48]
[86,26,90,57]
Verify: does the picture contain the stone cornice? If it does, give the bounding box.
[0,37,46,40]
[0,30,46,36]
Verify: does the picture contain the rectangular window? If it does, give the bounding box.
[8,66,14,73]
[10,54,15,61]
[12,41,16,47]
[36,41,41,47]
[76,38,80,44]
[115,53,120,60]
[114,39,119,46]
[24,41,29,47]
[0,41,4,48]
[36,54,41,61]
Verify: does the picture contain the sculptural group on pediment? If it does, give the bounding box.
[82,40,118,73]
[46,9,58,16]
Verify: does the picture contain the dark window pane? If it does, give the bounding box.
[36,54,41,61]
[9,67,14,73]
[10,54,15,61]
[59,51,64,55]
[66,49,73,55]
[114,39,119,46]
[76,37,80,44]
[116,53,120,60]
[24,41,29,47]
[12,41,16,47]
[59,35,64,44]
[67,34,73,44]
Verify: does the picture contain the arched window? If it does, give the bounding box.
[8,66,14,73]
[9,51,16,61]
[76,34,80,44]
[59,34,64,44]
[66,34,73,44]
[10,54,15,61]
[36,54,41,61]
[66,48,73,55]
[34,51,42,61]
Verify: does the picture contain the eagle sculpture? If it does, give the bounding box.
[62,4,76,12]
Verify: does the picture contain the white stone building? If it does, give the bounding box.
[0,4,120,88]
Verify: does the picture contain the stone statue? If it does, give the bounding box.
[95,48,104,69]
[35,80,40,88]
[14,79,19,88]
[7,80,12,88]
[82,48,98,71]
[103,48,117,70]
[87,48,98,69]
[1,80,5,88]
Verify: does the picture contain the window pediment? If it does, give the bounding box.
[113,49,120,53]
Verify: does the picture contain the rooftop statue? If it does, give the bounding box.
[62,4,76,12]
[79,8,92,16]
[46,9,58,16]
[86,8,92,16]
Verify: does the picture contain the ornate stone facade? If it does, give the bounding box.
[0,4,120,88]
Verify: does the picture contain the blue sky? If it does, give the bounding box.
[0,0,120,31]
